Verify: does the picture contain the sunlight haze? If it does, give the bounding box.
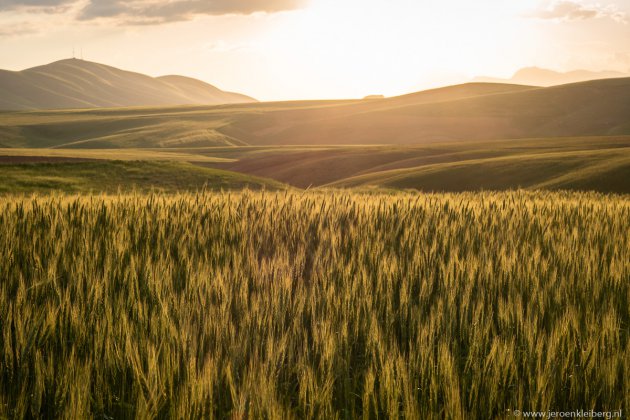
[1,0,629,100]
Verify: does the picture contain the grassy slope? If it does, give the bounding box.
[220,83,541,145]
[222,78,630,145]
[0,83,534,149]
[0,161,285,194]
[0,109,237,149]
[0,101,354,149]
[330,148,630,194]
[1,79,629,193]
[1,137,629,194]
[1,78,629,149]
[212,137,630,193]
[0,148,234,163]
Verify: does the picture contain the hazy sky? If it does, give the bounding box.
[1,0,629,100]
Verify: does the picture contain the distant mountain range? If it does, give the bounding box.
[473,67,630,87]
[0,59,256,110]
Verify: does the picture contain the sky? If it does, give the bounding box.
[1,0,629,100]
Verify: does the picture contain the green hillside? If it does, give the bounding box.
[328,147,630,194]
[1,78,629,149]
[210,137,630,193]
[222,78,630,145]
[0,101,353,149]
[1,78,629,194]
[0,161,285,194]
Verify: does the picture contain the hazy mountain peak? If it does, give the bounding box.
[0,59,256,110]
[473,67,629,87]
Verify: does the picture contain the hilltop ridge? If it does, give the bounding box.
[0,59,256,110]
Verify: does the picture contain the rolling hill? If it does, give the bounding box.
[326,145,630,194]
[219,77,630,145]
[0,59,256,110]
[0,160,285,194]
[210,137,630,193]
[1,75,629,193]
[1,77,630,148]
[0,82,538,149]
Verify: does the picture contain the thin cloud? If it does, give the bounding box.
[0,0,305,23]
[0,21,39,37]
[0,0,79,37]
[527,1,628,23]
[0,0,76,13]
[79,0,305,23]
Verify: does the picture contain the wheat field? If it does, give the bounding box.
[0,191,628,419]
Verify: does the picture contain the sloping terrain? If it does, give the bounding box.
[1,77,629,193]
[210,137,630,193]
[0,101,358,148]
[328,146,630,194]
[0,105,255,148]
[0,160,284,194]
[221,78,630,145]
[0,82,543,149]
[0,59,255,110]
[4,77,628,148]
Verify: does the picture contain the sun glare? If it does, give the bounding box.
[249,0,540,98]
